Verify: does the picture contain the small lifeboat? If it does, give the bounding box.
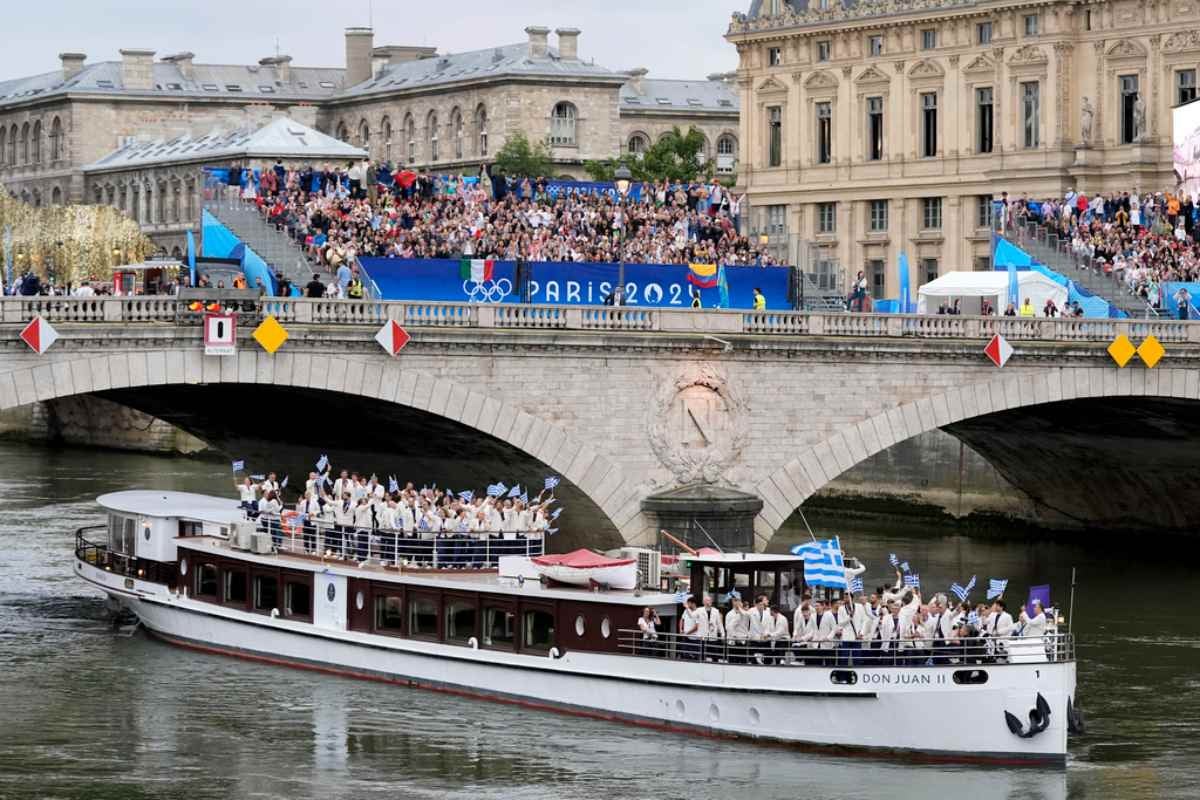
[531,549,638,590]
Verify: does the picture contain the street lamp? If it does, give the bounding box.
[613,164,632,305]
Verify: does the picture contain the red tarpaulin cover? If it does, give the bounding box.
[532,549,635,568]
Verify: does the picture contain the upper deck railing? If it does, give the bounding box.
[7,296,1200,344]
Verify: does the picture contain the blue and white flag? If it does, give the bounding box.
[904,573,920,589]
[507,485,521,499]
[445,487,453,498]
[547,527,559,536]
[987,578,1008,600]
[967,610,981,627]
[950,582,969,602]
[728,588,741,600]
[888,553,899,567]
[849,576,864,594]
[899,561,911,573]
[281,475,289,488]
[250,474,265,481]
[487,482,508,497]
[790,537,847,590]
[459,490,474,503]
[520,491,528,504]
[316,454,329,473]
[673,590,691,604]
[965,575,977,593]
[418,517,430,532]
[551,508,562,520]
[232,460,245,473]
[388,476,400,494]
[544,476,560,491]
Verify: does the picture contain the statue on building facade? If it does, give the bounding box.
[1080,97,1094,144]
[1133,95,1147,142]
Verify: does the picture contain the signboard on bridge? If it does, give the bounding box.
[19,316,58,355]
[203,313,236,356]
[984,334,1013,368]
[375,320,411,357]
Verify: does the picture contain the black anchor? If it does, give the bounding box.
[1004,692,1052,738]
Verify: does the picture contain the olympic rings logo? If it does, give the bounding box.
[462,278,513,303]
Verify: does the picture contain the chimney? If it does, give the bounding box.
[163,52,196,80]
[259,55,292,83]
[59,52,86,80]
[525,26,550,58]
[119,49,155,91]
[555,28,580,60]
[627,67,648,95]
[344,27,374,86]
[373,45,438,66]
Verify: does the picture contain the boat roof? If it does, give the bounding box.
[97,490,244,526]
[679,551,806,566]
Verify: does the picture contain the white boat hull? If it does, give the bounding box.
[533,561,638,590]
[78,560,1074,765]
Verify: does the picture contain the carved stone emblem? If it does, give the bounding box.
[648,366,748,485]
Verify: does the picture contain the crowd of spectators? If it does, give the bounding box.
[244,161,769,274]
[999,188,1200,314]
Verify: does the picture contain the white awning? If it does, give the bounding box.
[917,271,1067,315]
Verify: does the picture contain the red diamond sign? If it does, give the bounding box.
[374,320,411,357]
[19,316,59,355]
[984,333,1013,368]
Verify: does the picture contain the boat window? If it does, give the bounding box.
[123,518,136,555]
[574,615,586,637]
[483,606,515,649]
[953,669,989,685]
[830,670,858,685]
[224,569,247,604]
[374,595,403,632]
[285,580,312,618]
[355,591,365,611]
[601,616,612,639]
[408,595,439,638]
[523,609,555,652]
[178,520,203,537]
[195,563,218,597]
[253,574,278,612]
[445,599,477,643]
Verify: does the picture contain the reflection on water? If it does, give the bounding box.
[0,443,1193,799]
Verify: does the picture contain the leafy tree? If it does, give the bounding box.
[492,132,554,178]
[585,126,715,183]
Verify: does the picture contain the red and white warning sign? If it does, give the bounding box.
[374,320,411,357]
[984,333,1014,368]
[19,316,59,355]
[203,313,237,356]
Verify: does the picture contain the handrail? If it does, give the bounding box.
[616,627,1075,666]
[7,296,1200,343]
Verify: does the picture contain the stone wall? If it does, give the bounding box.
[0,394,210,455]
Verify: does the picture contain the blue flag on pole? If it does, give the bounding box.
[544,476,560,491]
[231,460,245,473]
[459,490,474,502]
[717,265,730,309]
[849,576,864,594]
[507,485,521,499]
[987,578,1009,600]
[888,553,899,567]
[789,538,847,589]
[551,507,562,520]
[185,229,197,287]
[316,454,329,473]
[487,482,508,497]
[898,251,912,314]
[1007,263,1020,309]
[904,573,921,589]
[388,476,400,493]
[899,561,910,574]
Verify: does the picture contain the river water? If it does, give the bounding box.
[0,442,1195,800]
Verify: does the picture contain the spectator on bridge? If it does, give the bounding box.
[753,287,766,311]
[1174,286,1192,319]
[1019,297,1036,317]
[1043,297,1059,317]
[305,273,326,298]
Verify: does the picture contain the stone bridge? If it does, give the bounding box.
[3,296,1199,549]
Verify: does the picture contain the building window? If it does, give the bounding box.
[921,29,937,50]
[405,115,416,164]
[628,133,649,156]
[716,133,737,173]
[550,101,577,146]
[1085,10,1092,30]
[768,47,782,66]
[0,128,6,167]
[357,119,370,148]
[428,112,439,161]
[977,195,995,228]
[1120,75,1139,144]
[816,101,832,164]
[974,255,992,271]
[767,106,782,167]
[475,105,488,157]
[922,197,943,230]
[976,87,994,153]
[451,108,463,159]
[1023,14,1039,36]
[7,125,16,165]
[868,35,883,57]
[1022,81,1040,148]
[816,40,831,62]
[866,96,884,160]
[765,204,787,237]
[1178,70,1197,106]
[977,22,992,44]
[921,258,939,285]
[49,117,62,162]
[381,117,392,161]
[817,202,837,234]
[867,259,886,298]
[20,123,29,164]
[921,92,938,157]
[375,594,403,632]
[869,199,888,232]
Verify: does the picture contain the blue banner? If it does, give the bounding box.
[360,258,792,309]
[539,180,645,203]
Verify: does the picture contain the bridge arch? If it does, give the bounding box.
[754,365,1200,544]
[0,349,649,547]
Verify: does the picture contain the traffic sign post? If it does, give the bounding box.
[984,333,1013,368]
[203,313,237,356]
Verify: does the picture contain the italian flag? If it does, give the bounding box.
[459,258,495,283]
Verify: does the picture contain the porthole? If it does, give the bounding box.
[709,704,720,722]
[953,669,989,685]
[600,616,612,639]
[326,583,336,602]
[355,591,365,611]
[143,527,151,541]
[830,670,858,685]
[748,706,761,724]
[179,558,188,576]
[674,699,686,718]
[575,615,586,637]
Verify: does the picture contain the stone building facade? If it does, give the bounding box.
[726,0,1200,297]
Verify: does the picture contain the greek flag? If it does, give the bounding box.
[315,454,329,473]
[459,490,474,502]
[673,590,691,603]
[888,553,899,567]
[967,611,981,627]
[551,508,562,520]
[544,476,560,491]
[487,482,508,497]
[950,582,969,602]
[388,476,400,494]
[904,573,920,589]
[445,488,453,498]
[231,460,245,473]
[507,485,521,499]
[849,576,864,594]
[790,537,847,589]
[899,561,911,573]
[250,474,265,481]
[987,578,1008,600]
[520,491,528,504]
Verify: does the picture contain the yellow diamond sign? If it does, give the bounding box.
[1137,335,1165,369]
[253,315,289,354]
[1107,335,1136,368]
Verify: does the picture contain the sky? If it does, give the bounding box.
[2,0,743,82]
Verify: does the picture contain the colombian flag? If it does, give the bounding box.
[687,262,719,289]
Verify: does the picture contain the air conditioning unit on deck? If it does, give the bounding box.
[617,547,661,590]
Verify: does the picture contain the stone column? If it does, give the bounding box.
[1054,42,1074,146]
[1094,40,1106,146]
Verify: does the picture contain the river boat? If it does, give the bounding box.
[74,490,1080,766]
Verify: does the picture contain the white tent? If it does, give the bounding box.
[916,270,1068,315]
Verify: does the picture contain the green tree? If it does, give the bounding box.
[491,132,553,178]
[585,126,714,184]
